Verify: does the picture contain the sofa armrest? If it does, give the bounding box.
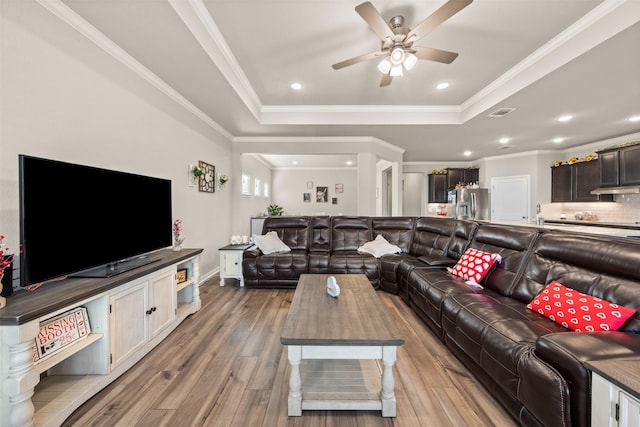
[242,247,262,259]
[536,331,640,427]
[417,254,457,267]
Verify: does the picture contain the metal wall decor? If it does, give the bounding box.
[198,160,215,193]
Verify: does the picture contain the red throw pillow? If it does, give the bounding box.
[447,248,501,284]
[526,281,636,332]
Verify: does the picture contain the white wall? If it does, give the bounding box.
[0,1,231,280]
[272,168,358,216]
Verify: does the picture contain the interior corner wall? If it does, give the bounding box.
[0,1,232,279]
[271,168,358,216]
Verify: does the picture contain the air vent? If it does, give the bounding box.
[487,108,516,118]
[498,145,514,149]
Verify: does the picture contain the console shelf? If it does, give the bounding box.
[0,248,203,427]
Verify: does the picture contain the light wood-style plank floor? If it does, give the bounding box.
[62,278,517,427]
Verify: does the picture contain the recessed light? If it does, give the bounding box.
[292,161,298,165]
[553,137,565,143]
[290,82,302,90]
[629,115,640,122]
[346,161,353,166]
[463,151,472,156]
[557,114,573,122]
[499,137,510,144]
[436,82,449,90]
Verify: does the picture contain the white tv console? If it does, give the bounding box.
[0,248,202,427]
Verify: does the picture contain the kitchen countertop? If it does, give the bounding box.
[485,220,640,238]
[545,219,640,230]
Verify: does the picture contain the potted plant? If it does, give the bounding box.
[267,204,284,216]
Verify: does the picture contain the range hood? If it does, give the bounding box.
[591,186,640,195]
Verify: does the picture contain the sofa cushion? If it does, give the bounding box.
[526,280,636,331]
[357,234,401,258]
[253,231,291,254]
[447,248,501,285]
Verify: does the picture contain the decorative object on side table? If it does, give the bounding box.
[267,204,284,216]
[0,234,19,308]
[198,160,215,193]
[172,219,185,251]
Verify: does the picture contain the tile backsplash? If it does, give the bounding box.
[542,194,640,224]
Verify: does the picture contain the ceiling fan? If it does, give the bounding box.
[332,0,473,87]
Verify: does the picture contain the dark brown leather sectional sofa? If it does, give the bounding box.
[242,216,640,427]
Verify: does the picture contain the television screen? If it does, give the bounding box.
[19,155,173,287]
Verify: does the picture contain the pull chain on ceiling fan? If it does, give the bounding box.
[332,0,473,87]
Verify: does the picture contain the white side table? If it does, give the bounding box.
[219,244,253,287]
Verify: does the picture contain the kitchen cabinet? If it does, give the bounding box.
[620,144,640,185]
[598,144,640,187]
[552,161,613,202]
[428,174,448,203]
[428,168,479,203]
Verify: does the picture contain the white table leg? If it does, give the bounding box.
[381,346,397,417]
[287,345,302,416]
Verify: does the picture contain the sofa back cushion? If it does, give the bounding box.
[262,216,310,252]
[371,217,415,253]
[469,223,541,295]
[410,217,456,257]
[512,231,640,333]
[330,216,373,252]
[310,216,331,253]
[444,220,478,259]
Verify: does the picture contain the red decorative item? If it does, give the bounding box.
[448,248,501,284]
[526,281,636,332]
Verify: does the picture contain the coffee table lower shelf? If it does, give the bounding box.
[286,345,398,417]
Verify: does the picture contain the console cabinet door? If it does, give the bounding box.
[110,281,149,367]
[148,268,177,338]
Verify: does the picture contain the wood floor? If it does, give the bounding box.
[62,278,518,427]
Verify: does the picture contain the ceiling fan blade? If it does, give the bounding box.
[413,46,459,64]
[355,2,394,41]
[380,74,393,87]
[406,0,473,42]
[332,51,380,70]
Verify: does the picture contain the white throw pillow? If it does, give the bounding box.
[252,231,291,255]
[357,234,401,258]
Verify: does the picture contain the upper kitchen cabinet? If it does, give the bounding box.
[428,173,448,203]
[597,143,640,187]
[551,160,613,202]
[447,168,479,188]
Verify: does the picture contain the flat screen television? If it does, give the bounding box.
[19,155,173,287]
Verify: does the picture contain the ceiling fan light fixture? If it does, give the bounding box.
[403,52,418,71]
[390,47,405,65]
[377,57,392,74]
[390,64,404,77]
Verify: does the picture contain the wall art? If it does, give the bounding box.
[198,160,215,193]
[316,186,328,202]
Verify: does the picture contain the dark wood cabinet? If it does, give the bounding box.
[552,160,613,202]
[620,144,640,185]
[428,174,448,203]
[598,150,619,186]
[551,165,573,202]
[447,168,479,188]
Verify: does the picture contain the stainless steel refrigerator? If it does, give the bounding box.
[448,188,490,220]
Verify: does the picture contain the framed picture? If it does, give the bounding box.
[316,186,328,202]
[332,197,338,205]
[198,161,215,193]
[176,268,188,284]
[335,183,343,194]
[303,193,311,203]
[307,181,313,189]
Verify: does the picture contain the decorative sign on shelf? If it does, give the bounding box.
[176,268,188,284]
[32,306,91,362]
[198,160,215,193]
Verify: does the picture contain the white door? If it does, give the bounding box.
[491,175,530,222]
[402,173,423,216]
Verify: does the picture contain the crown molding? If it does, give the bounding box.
[36,0,233,140]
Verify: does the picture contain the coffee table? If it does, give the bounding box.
[281,274,405,417]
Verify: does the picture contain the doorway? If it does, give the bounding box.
[491,175,530,222]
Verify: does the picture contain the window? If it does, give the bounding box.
[241,174,251,195]
[254,178,262,196]
[263,182,270,198]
